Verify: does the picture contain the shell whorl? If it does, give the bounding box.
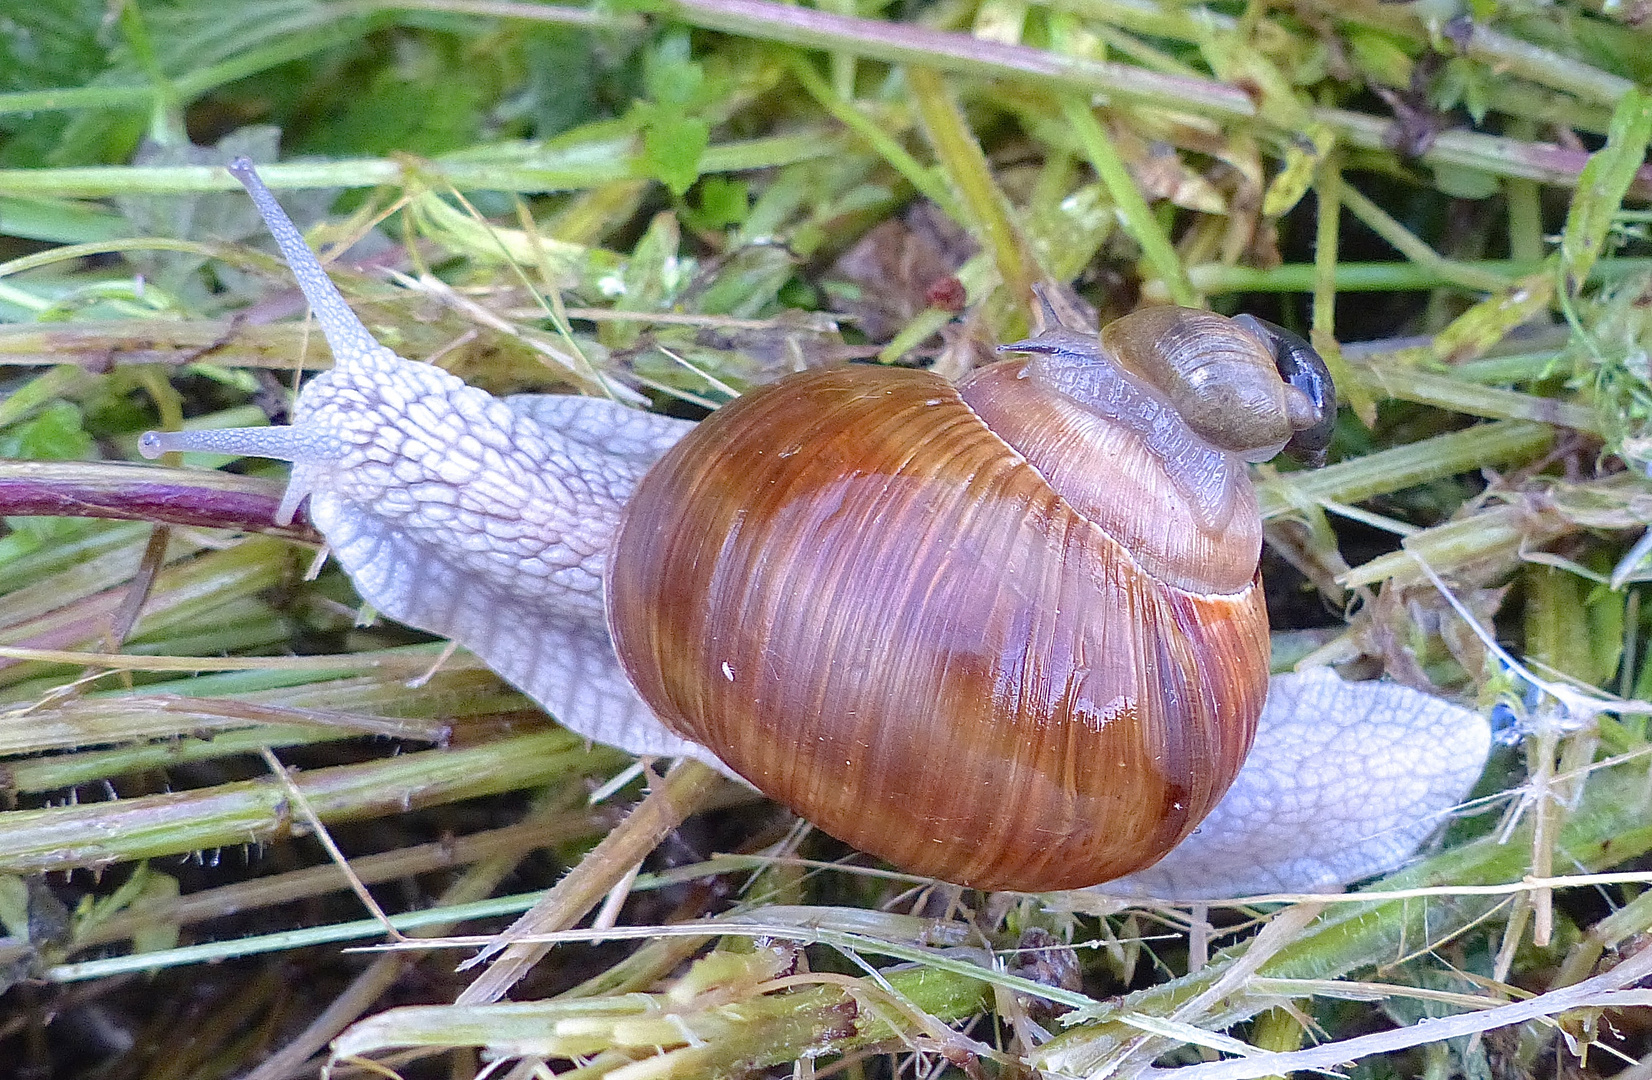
[607,365,1268,891]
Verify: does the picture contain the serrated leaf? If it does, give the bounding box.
[643,32,704,106]
[1561,88,1652,291]
[1263,123,1334,217]
[637,106,709,197]
[692,176,749,229]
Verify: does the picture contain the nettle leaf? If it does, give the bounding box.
[1434,57,1490,125]
[632,32,717,196]
[644,32,705,106]
[637,103,710,197]
[1346,27,1414,89]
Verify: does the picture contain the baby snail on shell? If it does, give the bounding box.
[141,159,1492,898]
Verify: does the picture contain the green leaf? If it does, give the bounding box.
[636,103,709,197]
[1435,58,1489,125]
[0,401,92,461]
[644,33,705,106]
[1561,87,1652,291]
[1346,28,1414,89]
[632,34,713,196]
[1429,161,1501,200]
[1263,123,1334,218]
[1430,272,1556,364]
[690,176,749,229]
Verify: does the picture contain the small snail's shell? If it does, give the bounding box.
[1099,307,1318,461]
[607,362,1269,892]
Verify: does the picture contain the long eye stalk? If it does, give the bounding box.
[223,157,386,369]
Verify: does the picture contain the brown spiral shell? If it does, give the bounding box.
[606,349,1271,892]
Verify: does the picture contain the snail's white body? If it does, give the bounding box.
[142,160,1492,900]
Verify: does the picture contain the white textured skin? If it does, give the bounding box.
[142,160,712,766]
[140,160,1495,899]
[1105,667,1492,900]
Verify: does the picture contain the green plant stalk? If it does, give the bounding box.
[7,666,524,787]
[1553,877,1652,989]
[1505,121,1548,265]
[909,66,1038,316]
[786,58,964,222]
[1064,0,1633,112]
[641,0,1642,192]
[0,730,626,873]
[1340,186,1513,293]
[367,0,639,29]
[8,725,385,796]
[0,9,634,120]
[1294,0,1633,109]
[0,131,844,198]
[1317,105,1646,193]
[1453,351,1565,385]
[0,115,1627,207]
[1255,420,1553,521]
[330,962,992,1070]
[1060,95,1195,305]
[295,760,1652,1074]
[1525,564,1598,685]
[1311,153,1373,425]
[1171,258,1652,294]
[456,758,727,1005]
[72,814,599,951]
[0,320,336,370]
[47,900,547,982]
[1339,504,1565,589]
[0,538,298,690]
[647,0,1259,117]
[0,521,150,593]
[231,793,608,1080]
[1045,0,1614,134]
[1349,365,1598,432]
[126,609,290,659]
[0,529,201,635]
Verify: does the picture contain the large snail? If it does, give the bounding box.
[139,159,1491,897]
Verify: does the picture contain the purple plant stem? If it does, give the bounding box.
[0,461,319,545]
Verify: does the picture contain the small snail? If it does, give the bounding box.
[140,159,1491,897]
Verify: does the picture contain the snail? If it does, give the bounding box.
[139,159,1491,897]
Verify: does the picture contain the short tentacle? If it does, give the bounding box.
[139,425,316,463]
